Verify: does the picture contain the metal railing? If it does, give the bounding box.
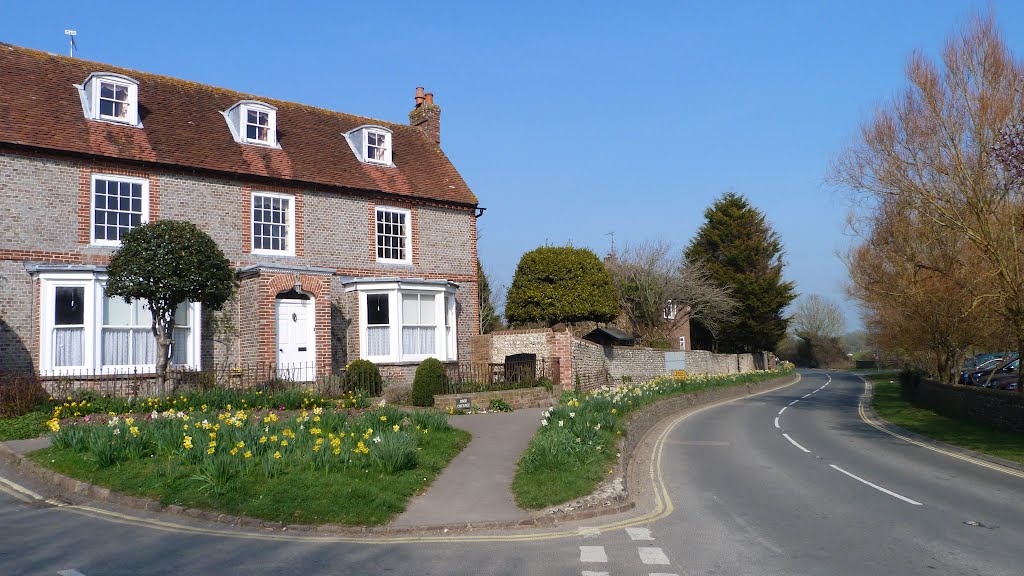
[444,358,559,394]
[34,362,380,399]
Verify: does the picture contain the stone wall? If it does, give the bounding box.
[477,327,769,392]
[433,386,556,411]
[905,379,1024,433]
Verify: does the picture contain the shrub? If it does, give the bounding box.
[346,359,383,396]
[382,383,412,406]
[489,398,513,412]
[412,358,447,407]
[0,372,47,417]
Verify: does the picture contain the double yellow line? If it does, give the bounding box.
[857,379,1024,480]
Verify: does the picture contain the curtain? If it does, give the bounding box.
[402,326,435,355]
[172,327,189,365]
[367,326,390,356]
[54,327,84,367]
[102,328,131,366]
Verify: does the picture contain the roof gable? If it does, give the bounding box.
[0,44,477,207]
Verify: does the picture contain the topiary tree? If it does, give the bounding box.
[412,357,448,407]
[505,246,619,327]
[106,220,235,393]
[346,359,383,396]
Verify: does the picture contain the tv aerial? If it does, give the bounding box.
[64,29,77,58]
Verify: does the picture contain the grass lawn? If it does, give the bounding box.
[0,410,49,441]
[868,374,1024,465]
[30,427,469,525]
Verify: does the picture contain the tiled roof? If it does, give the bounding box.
[0,43,477,207]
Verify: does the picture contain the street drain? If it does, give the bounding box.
[963,520,984,527]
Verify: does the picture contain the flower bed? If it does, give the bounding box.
[512,364,795,509]
[35,403,468,525]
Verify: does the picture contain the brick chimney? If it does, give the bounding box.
[409,86,441,145]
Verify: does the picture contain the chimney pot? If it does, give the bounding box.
[425,92,434,106]
[409,88,441,145]
[414,86,425,107]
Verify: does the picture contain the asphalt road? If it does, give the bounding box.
[636,370,1024,575]
[2,370,1022,575]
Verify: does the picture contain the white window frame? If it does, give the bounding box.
[76,73,142,127]
[251,191,295,256]
[349,280,457,363]
[90,174,150,247]
[364,129,391,165]
[38,272,201,375]
[375,206,411,264]
[242,103,277,146]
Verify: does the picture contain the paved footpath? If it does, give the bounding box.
[390,407,545,527]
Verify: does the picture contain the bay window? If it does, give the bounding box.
[36,269,200,374]
[345,278,458,363]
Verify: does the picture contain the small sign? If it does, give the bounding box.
[455,397,471,411]
[673,370,688,380]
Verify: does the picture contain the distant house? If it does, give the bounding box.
[662,300,692,351]
[0,43,480,383]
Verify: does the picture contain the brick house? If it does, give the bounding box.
[0,44,480,384]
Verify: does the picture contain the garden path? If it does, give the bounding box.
[389,407,545,527]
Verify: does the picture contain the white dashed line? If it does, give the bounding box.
[625,527,655,541]
[579,546,608,563]
[581,572,609,576]
[578,527,600,537]
[778,406,787,415]
[783,433,811,453]
[649,574,681,576]
[773,417,780,429]
[58,571,87,576]
[830,465,922,506]
[638,547,672,565]
[802,393,811,398]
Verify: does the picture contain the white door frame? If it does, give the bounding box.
[275,297,315,380]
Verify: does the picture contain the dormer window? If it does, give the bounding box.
[223,100,279,148]
[345,125,394,166]
[76,73,141,126]
[99,81,130,121]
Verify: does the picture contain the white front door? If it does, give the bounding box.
[276,298,315,380]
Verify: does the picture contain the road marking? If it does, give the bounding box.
[581,572,609,576]
[830,464,922,505]
[578,527,600,537]
[774,417,780,429]
[0,476,45,501]
[789,399,799,406]
[625,527,655,540]
[57,571,87,576]
[857,379,1024,480]
[638,546,671,565]
[649,574,681,576]
[802,393,811,398]
[778,406,787,415]
[783,433,811,453]
[579,546,608,562]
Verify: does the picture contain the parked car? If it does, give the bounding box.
[957,352,1009,384]
[968,356,1019,387]
[985,372,1019,391]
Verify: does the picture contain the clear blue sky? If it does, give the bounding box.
[5,1,1024,330]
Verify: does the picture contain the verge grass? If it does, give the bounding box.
[512,365,795,509]
[868,374,1024,465]
[0,409,49,441]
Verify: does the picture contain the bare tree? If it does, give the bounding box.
[606,240,737,344]
[831,13,1024,386]
[791,295,845,340]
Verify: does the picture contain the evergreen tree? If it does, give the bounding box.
[505,246,619,327]
[478,261,502,334]
[684,193,796,352]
